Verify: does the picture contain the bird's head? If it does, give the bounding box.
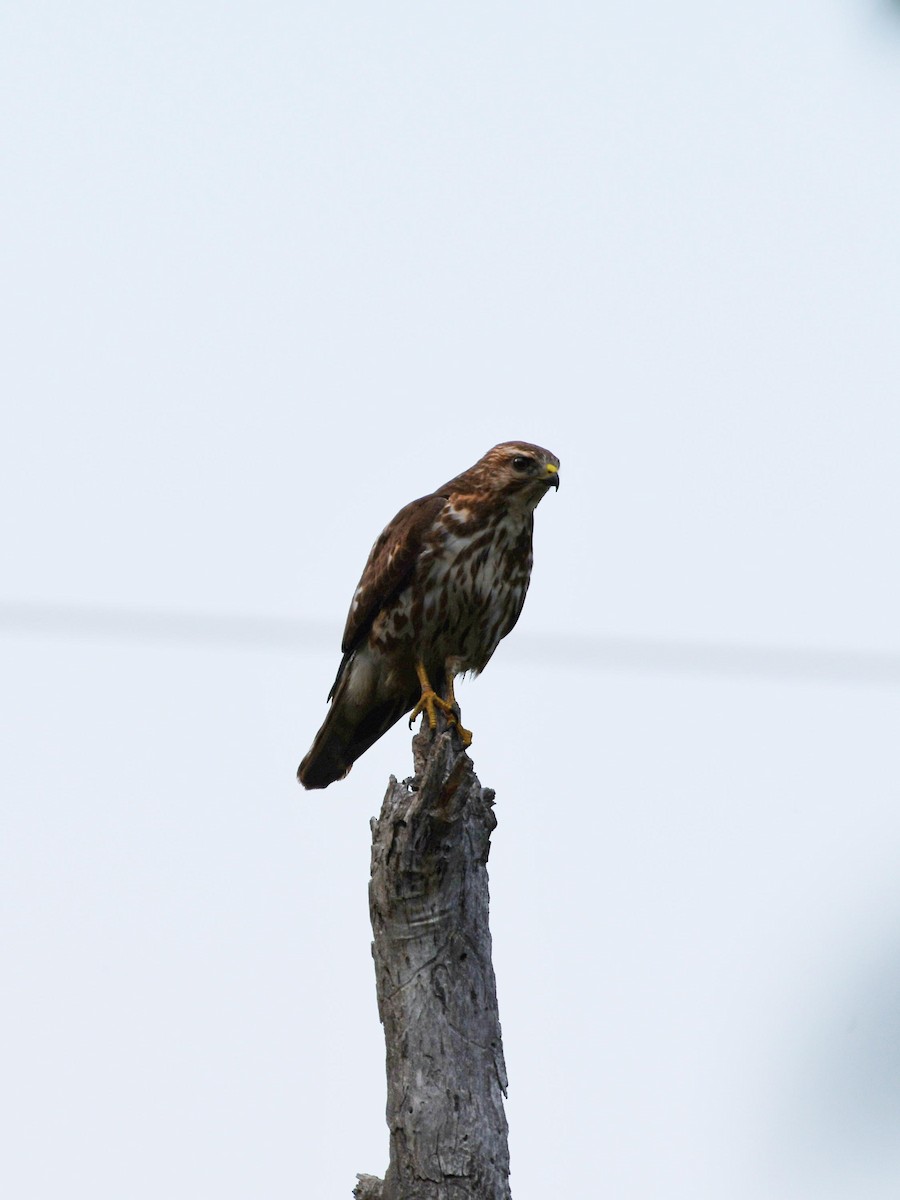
[440,441,560,512]
[476,441,560,509]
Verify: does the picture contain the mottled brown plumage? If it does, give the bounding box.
[297,441,560,789]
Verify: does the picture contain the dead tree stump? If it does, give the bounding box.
[355,721,511,1200]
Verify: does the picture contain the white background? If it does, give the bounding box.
[3,2,900,1196]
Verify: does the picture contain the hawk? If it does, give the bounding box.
[297,441,560,789]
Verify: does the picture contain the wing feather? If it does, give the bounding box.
[328,492,446,698]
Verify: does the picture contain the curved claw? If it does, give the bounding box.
[409,662,474,747]
[409,686,455,731]
[454,719,473,748]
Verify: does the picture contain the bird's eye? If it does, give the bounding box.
[511,455,533,472]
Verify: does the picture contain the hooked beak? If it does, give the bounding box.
[544,463,560,490]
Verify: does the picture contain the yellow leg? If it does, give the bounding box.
[409,661,455,729]
[409,662,473,747]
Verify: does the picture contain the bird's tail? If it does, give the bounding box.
[297,687,411,790]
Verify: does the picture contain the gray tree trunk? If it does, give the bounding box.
[354,721,511,1200]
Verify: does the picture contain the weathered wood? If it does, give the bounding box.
[353,1175,384,1199]
[359,721,511,1200]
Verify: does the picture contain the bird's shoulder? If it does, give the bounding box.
[340,490,448,655]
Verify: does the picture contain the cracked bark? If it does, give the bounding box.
[354,719,511,1200]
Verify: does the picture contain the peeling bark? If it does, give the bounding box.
[357,722,511,1200]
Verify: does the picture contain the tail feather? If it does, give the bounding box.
[298,646,446,789]
[297,691,411,790]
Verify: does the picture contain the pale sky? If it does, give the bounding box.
[3,3,900,1197]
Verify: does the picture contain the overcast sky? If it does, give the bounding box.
[3,3,900,1197]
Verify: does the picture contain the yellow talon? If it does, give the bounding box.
[409,662,474,747]
[454,721,473,748]
[409,686,455,730]
[444,675,473,747]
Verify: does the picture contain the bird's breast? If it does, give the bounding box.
[414,508,534,671]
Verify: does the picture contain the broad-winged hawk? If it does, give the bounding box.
[298,441,559,789]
